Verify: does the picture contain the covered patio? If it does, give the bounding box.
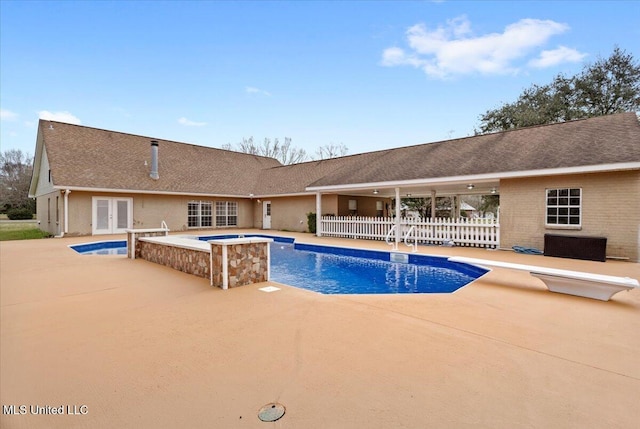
[310,177,500,249]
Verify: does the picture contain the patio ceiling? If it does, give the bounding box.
[316,179,500,198]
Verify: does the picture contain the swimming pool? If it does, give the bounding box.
[200,235,486,294]
[269,243,486,294]
[70,240,127,255]
[71,235,487,294]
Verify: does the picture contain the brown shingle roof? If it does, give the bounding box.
[41,121,282,196]
[39,113,640,197]
[306,112,640,188]
[251,151,385,195]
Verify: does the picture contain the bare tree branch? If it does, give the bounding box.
[315,143,348,160]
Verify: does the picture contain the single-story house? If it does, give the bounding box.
[29,112,640,261]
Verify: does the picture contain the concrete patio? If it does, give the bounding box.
[1,230,639,428]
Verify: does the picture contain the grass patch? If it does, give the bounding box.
[0,219,53,241]
[0,228,52,241]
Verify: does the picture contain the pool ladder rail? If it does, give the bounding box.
[385,225,418,252]
[385,225,398,250]
[404,225,418,253]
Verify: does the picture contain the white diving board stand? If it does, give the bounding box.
[448,256,640,301]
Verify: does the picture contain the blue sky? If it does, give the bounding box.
[1,0,639,158]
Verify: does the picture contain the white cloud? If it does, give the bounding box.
[38,110,82,124]
[1,109,19,121]
[528,46,588,68]
[381,16,584,78]
[381,47,423,68]
[245,86,271,96]
[178,117,207,127]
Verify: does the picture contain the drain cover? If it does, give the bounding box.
[258,402,285,422]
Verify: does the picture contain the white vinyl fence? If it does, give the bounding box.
[320,216,500,249]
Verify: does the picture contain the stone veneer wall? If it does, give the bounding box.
[211,242,269,288]
[137,241,210,279]
[128,230,169,259]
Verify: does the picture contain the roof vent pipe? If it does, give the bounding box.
[150,140,159,180]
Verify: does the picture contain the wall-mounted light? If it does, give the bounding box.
[373,189,379,195]
[467,184,475,190]
[490,188,497,194]
[257,199,261,204]
[406,193,412,197]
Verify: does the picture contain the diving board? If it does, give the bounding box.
[448,256,639,301]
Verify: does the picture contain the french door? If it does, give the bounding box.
[92,197,133,235]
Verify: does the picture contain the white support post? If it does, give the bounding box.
[453,195,459,219]
[430,190,436,240]
[63,189,70,233]
[315,192,322,237]
[221,244,228,290]
[266,241,271,281]
[209,246,214,286]
[395,187,401,247]
[430,190,436,220]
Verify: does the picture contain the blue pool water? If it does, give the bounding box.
[70,240,127,255]
[71,235,487,294]
[269,243,486,294]
[197,235,486,294]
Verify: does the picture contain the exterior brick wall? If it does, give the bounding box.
[500,170,639,261]
[137,241,210,279]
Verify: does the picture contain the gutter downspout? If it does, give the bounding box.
[64,189,70,234]
[54,189,70,238]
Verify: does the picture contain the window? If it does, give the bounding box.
[376,201,384,217]
[546,188,581,227]
[215,201,238,227]
[187,201,212,228]
[348,199,357,215]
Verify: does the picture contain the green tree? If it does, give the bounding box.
[0,149,35,214]
[575,47,640,116]
[478,195,500,217]
[478,47,640,133]
[402,197,432,219]
[402,197,460,219]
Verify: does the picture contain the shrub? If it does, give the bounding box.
[7,207,34,220]
[307,212,316,234]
